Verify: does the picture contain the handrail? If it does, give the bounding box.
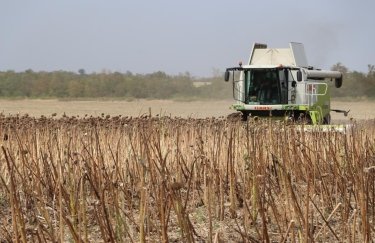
[302,82,328,106]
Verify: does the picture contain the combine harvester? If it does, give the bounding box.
[224,42,350,131]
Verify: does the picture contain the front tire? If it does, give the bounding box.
[241,111,249,121]
[323,114,331,124]
[297,113,312,125]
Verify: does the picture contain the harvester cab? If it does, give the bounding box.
[225,42,347,124]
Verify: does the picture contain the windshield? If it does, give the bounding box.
[244,69,288,105]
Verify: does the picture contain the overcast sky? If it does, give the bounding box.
[1,0,374,77]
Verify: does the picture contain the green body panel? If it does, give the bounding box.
[307,83,331,124]
[308,111,320,124]
[232,104,245,110]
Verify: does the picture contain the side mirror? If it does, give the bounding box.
[224,70,230,82]
[335,77,343,88]
[296,70,302,82]
[291,81,297,88]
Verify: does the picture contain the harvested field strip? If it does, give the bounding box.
[0,115,374,242]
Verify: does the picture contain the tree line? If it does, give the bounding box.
[0,70,231,99]
[0,64,373,99]
[330,63,375,98]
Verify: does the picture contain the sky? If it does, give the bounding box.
[1,0,374,77]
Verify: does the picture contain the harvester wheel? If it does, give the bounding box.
[297,113,312,125]
[323,114,331,124]
[305,116,313,125]
[241,111,249,121]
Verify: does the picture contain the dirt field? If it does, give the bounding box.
[0,99,374,122]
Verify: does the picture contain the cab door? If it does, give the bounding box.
[279,69,288,104]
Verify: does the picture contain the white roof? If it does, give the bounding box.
[248,42,308,67]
